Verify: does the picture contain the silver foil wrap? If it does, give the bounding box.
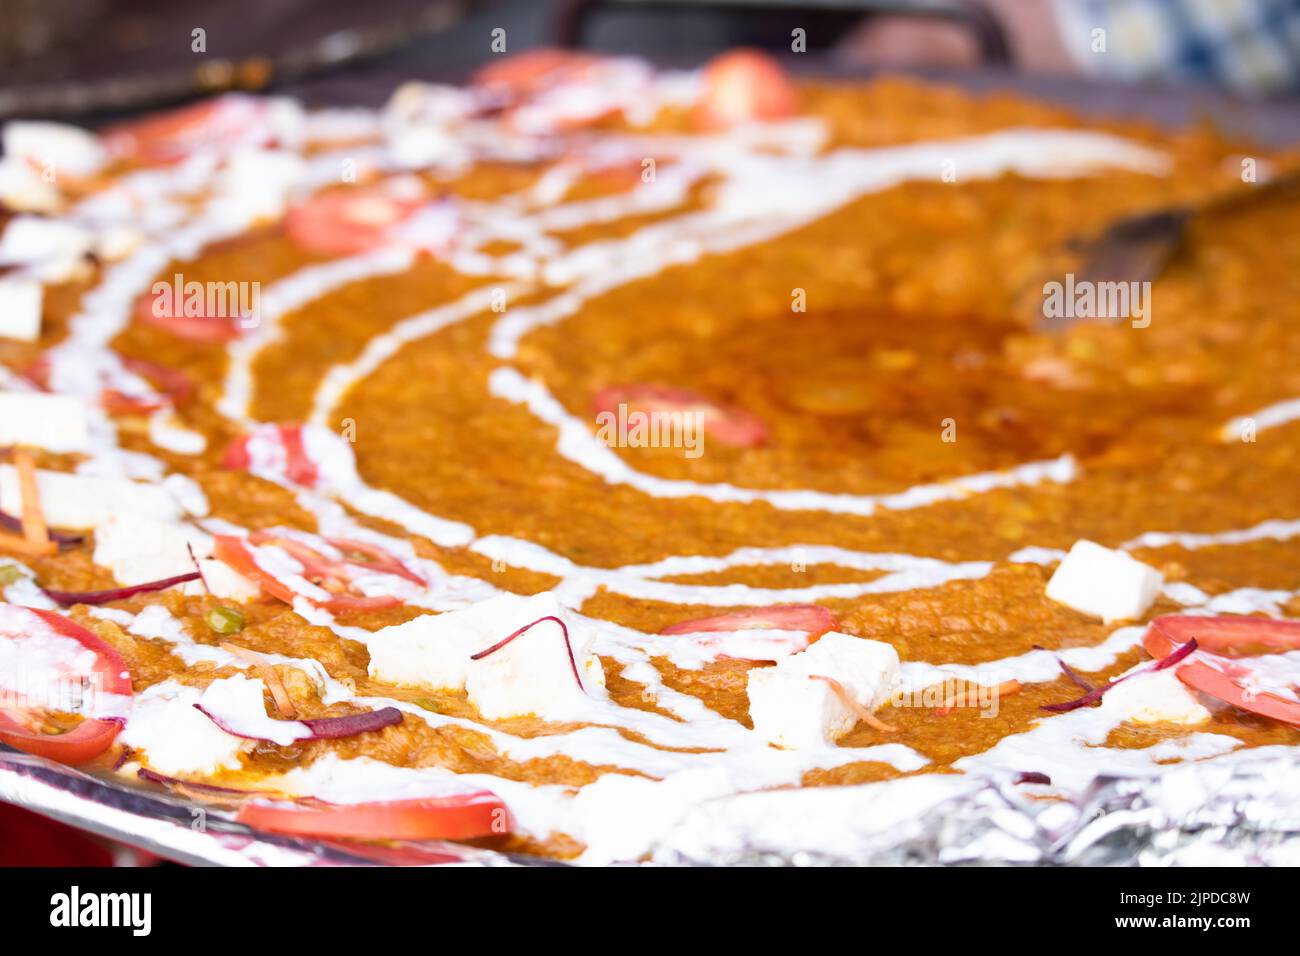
[650,750,1300,866]
[7,743,1300,866]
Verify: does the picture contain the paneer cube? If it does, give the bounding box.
[0,467,184,529]
[0,392,89,452]
[0,217,94,275]
[194,558,262,601]
[93,513,212,586]
[1045,539,1163,623]
[747,631,900,749]
[464,593,604,721]
[367,591,605,721]
[118,682,246,776]
[1100,668,1211,726]
[0,276,43,341]
[3,121,106,178]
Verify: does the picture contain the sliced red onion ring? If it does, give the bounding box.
[42,571,201,607]
[194,703,403,743]
[1042,639,1198,713]
[1013,771,1052,786]
[302,708,404,740]
[469,615,584,691]
[0,508,84,549]
[137,767,270,796]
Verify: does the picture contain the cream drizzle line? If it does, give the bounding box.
[218,247,418,422]
[1221,396,1300,441]
[488,366,1077,517]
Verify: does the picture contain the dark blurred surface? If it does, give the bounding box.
[0,2,1296,143]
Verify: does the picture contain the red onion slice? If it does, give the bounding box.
[42,571,201,606]
[469,615,584,690]
[1042,639,1199,713]
[1014,771,1052,786]
[137,767,271,797]
[194,703,403,743]
[0,508,84,549]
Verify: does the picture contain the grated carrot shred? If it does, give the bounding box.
[221,642,297,718]
[0,530,56,557]
[810,674,896,733]
[12,449,54,555]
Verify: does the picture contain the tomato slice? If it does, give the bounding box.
[102,357,196,415]
[135,287,247,343]
[212,535,404,613]
[696,49,797,129]
[1143,615,1300,728]
[101,95,271,164]
[0,713,124,765]
[1145,615,1300,659]
[284,189,422,256]
[661,604,837,637]
[593,384,768,448]
[0,607,132,765]
[326,538,426,586]
[472,49,601,100]
[237,791,511,842]
[222,424,319,488]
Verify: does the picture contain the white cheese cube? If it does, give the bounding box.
[747,631,900,749]
[0,157,60,212]
[1100,668,1211,726]
[0,216,94,268]
[94,225,143,262]
[0,466,183,529]
[193,558,262,601]
[0,392,88,452]
[464,593,604,721]
[366,605,486,692]
[367,591,605,721]
[3,121,106,178]
[0,275,42,341]
[197,675,309,746]
[747,669,855,750]
[93,513,212,586]
[119,681,247,776]
[217,148,306,219]
[1045,539,1163,623]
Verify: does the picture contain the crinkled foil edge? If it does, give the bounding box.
[651,749,1300,866]
[0,749,528,867]
[9,745,1300,866]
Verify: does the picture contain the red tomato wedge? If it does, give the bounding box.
[237,791,510,842]
[593,384,769,448]
[102,357,197,415]
[0,607,132,765]
[696,49,797,129]
[212,535,411,613]
[134,287,247,343]
[101,95,271,164]
[472,48,601,99]
[1143,615,1300,728]
[222,424,320,488]
[326,538,426,586]
[284,189,422,256]
[661,604,837,636]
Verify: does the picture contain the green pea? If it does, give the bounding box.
[206,606,245,635]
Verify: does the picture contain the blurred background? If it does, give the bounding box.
[0,0,1298,130]
[1,0,1298,865]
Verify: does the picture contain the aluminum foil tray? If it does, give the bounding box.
[9,742,1300,866]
